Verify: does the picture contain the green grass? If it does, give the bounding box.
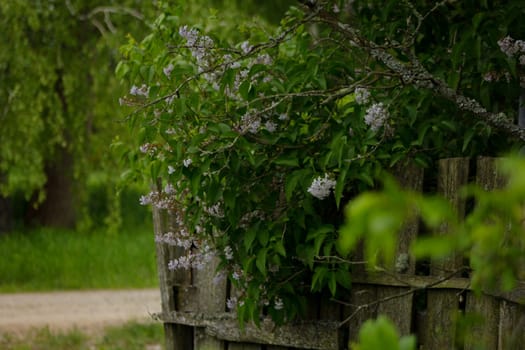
[0,321,164,350]
[0,226,158,292]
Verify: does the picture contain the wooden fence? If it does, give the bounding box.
[152,157,525,350]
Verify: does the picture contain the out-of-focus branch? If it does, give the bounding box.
[65,1,146,36]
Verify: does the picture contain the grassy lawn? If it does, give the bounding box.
[0,321,164,350]
[0,226,158,292]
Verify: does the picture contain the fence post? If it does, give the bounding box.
[152,180,194,350]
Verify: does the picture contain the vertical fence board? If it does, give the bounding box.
[377,161,424,335]
[347,284,378,342]
[464,294,499,350]
[498,301,525,350]
[194,257,227,350]
[420,290,460,349]
[422,158,469,349]
[464,157,505,350]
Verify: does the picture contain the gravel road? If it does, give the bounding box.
[0,289,161,335]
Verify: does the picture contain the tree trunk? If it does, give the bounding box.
[0,195,12,235]
[27,147,77,229]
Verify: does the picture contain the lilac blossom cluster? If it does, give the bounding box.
[497,36,525,63]
[179,26,215,69]
[307,174,337,200]
[354,87,371,105]
[364,102,389,132]
[139,187,179,210]
[167,242,215,270]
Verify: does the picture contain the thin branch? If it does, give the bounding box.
[338,267,467,328]
[315,10,525,142]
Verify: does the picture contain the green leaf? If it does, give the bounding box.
[411,236,458,259]
[258,229,269,247]
[328,271,337,296]
[256,248,268,275]
[336,269,352,290]
[274,240,287,256]
[356,316,402,350]
[311,266,328,291]
[335,167,348,208]
[285,169,310,201]
[244,227,257,251]
[274,152,300,167]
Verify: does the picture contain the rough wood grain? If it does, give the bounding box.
[228,343,262,350]
[347,283,378,343]
[158,311,339,350]
[464,294,499,350]
[464,157,505,350]
[422,158,470,350]
[193,257,227,349]
[498,301,525,350]
[375,161,424,336]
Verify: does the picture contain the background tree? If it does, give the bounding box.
[0,1,159,232]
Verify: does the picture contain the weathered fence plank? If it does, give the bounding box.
[193,257,227,350]
[421,158,469,350]
[158,311,339,350]
[464,157,506,350]
[376,161,424,335]
[498,301,525,349]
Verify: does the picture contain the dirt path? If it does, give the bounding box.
[0,289,161,335]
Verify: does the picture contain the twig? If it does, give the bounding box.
[338,267,467,328]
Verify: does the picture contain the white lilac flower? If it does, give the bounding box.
[165,95,176,105]
[364,102,389,132]
[232,270,242,280]
[165,128,176,135]
[254,53,273,66]
[278,113,289,121]
[129,84,149,97]
[179,25,199,46]
[354,87,371,105]
[226,297,238,310]
[307,174,337,200]
[163,63,174,78]
[224,246,234,260]
[183,158,192,167]
[241,41,253,54]
[262,75,273,83]
[168,165,176,175]
[164,183,175,195]
[139,143,157,156]
[264,121,277,133]
[520,55,525,66]
[497,36,524,57]
[240,112,261,134]
[204,203,225,218]
[139,194,152,206]
[274,297,284,310]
